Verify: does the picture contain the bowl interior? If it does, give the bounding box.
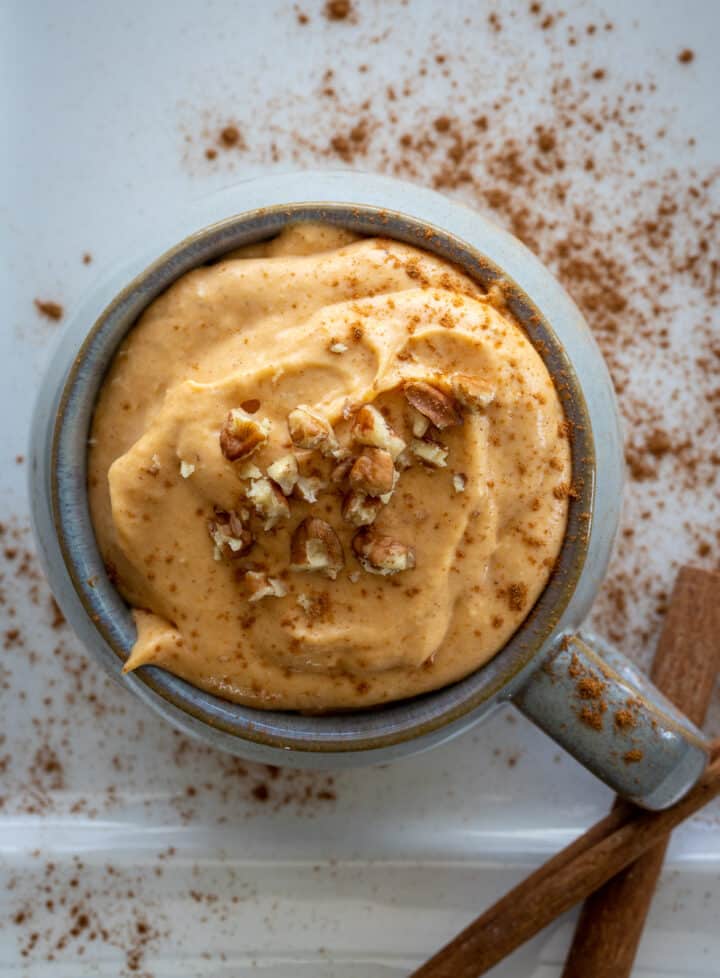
[52,202,594,753]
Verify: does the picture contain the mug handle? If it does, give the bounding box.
[510,631,710,810]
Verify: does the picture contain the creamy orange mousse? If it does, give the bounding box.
[88,223,572,711]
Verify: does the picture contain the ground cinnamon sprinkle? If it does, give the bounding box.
[576,675,606,700]
[567,651,584,678]
[614,708,638,730]
[324,0,352,20]
[506,582,528,612]
[33,299,63,321]
[623,748,644,763]
[677,48,695,64]
[219,125,242,147]
[580,704,606,731]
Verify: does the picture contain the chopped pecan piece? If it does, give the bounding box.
[351,403,406,459]
[409,407,430,438]
[394,448,414,471]
[236,461,262,479]
[348,448,395,496]
[246,477,290,529]
[290,517,345,579]
[352,527,416,576]
[330,456,355,484]
[220,408,271,461]
[452,473,467,493]
[266,454,299,495]
[208,510,254,560]
[244,571,287,602]
[451,373,496,411]
[410,439,448,468]
[287,405,339,456]
[293,475,327,503]
[403,381,462,429]
[341,490,382,527]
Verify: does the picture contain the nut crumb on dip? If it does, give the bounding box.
[88,223,571,711]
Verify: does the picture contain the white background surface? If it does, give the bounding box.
[1,1,719,975]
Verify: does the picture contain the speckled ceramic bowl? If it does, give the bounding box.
[29,171,709,808]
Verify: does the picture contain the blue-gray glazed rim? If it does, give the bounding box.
[48,200,596,757]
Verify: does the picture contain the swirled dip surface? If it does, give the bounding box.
[88,224,571,711]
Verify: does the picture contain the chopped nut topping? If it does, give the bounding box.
[378,467,400,504]
[290,517,345,579]
[409,407,430,438]
[403,381,463,429]
[452,473,467,493]
[352,527,416,575]
[208,510,254,561]
[179,460,195,478]
[351,403,406,459]
[451,374,496,411]
[329,340,348,354]
[245,571,287,603]
[410,439,449,468]
[287,405,339,455]
[266,454,299,495]
[220,408,272,461]
[147,453,161,475]
[394,448,414,471]
[330,456,355,483]
[342,490,382,527]
[246,477,291,529]
[236,461,262,479]
[297,592,313,613]
[349,448,395,496]
[293,475,327,503]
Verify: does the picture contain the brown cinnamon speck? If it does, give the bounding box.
[219,125,243,148]
[580,704,607,730]
[576,675,607,699]
[34,299,63,321]
[506,582,528,612]
[623,748,644,763]
[324,0,352,20]
[614,708,638,730]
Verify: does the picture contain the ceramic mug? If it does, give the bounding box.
[29,171,709,809]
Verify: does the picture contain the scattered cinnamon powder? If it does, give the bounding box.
[623,748,644,764]
[580,704,606,731]
[576,675,606,700]
[50,597,66,630]
[505,582,528,612]
[677,49,695,64]
[220,125,240,146]
[252,783,270,802]
[34,299,63,321]
[324,0,352,20]
[614,708,638,730]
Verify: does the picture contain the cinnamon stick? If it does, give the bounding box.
[411,744,720,978]
[562,566,720,978]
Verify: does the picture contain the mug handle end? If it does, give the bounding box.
[511,632,709,810]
